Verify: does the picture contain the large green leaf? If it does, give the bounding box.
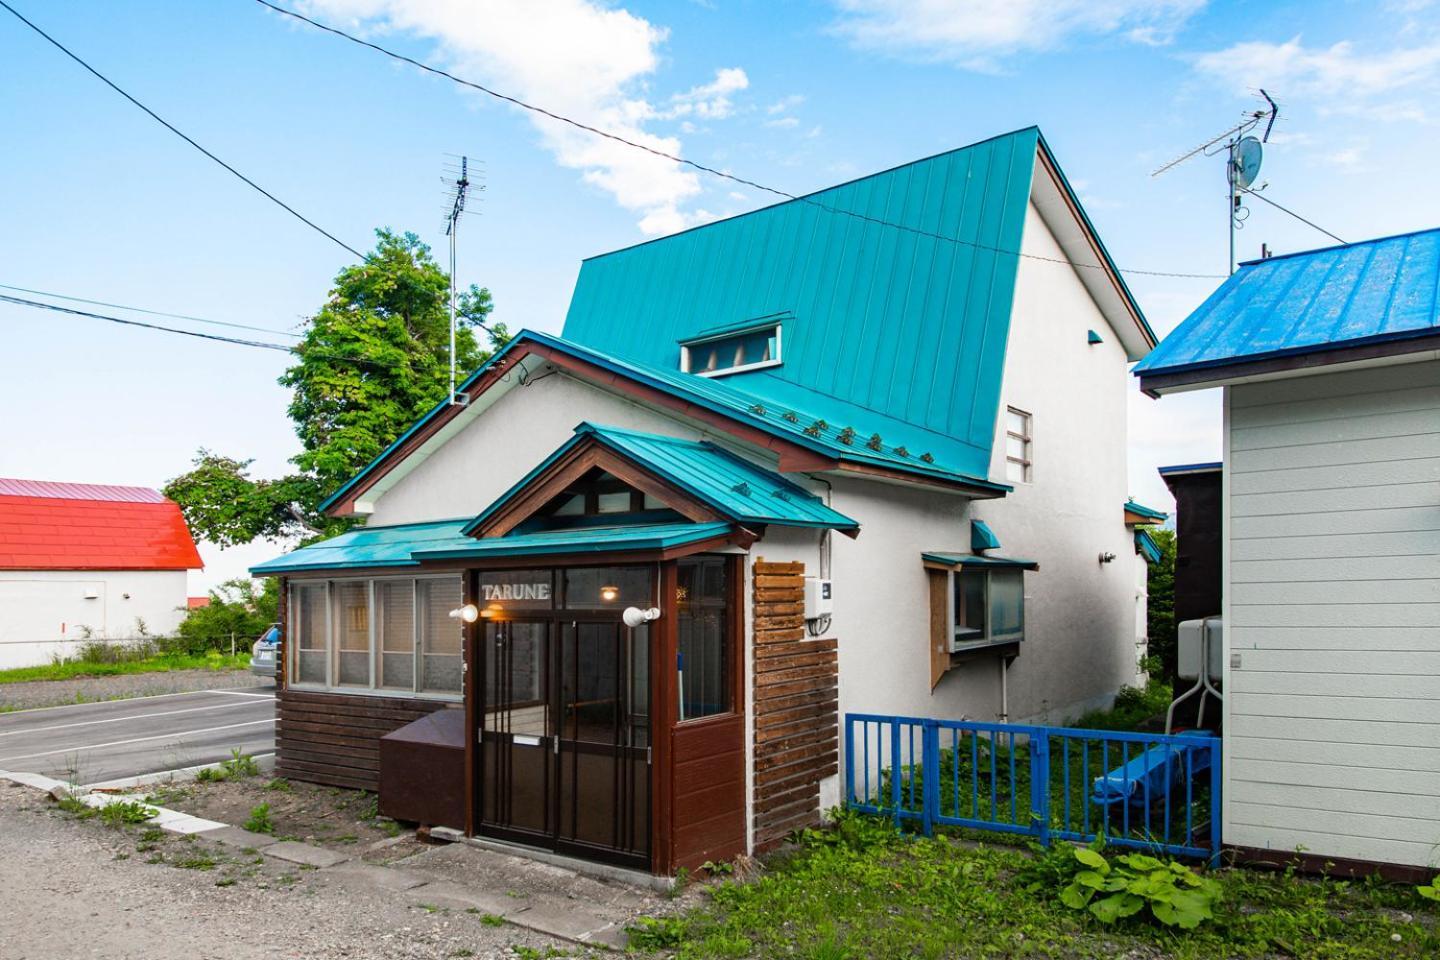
[1074,848,1109,873]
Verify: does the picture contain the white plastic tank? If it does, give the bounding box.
[1177,617,1223,681]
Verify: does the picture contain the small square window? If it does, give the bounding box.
[1005,407,1032,483]
[680,322,782,377]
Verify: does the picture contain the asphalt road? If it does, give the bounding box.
[0,686,275,787]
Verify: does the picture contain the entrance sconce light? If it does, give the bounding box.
[622,606,661,628]
[600,584,620,603]
[449,604,480,623]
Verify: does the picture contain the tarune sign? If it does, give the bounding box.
[481,582,551,601]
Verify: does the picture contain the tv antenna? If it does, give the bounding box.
[1153,90,1278,275]
[442,154,484,405]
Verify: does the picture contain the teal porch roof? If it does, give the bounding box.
[1135,528,1162,565]
[251,519,733,575]
[1124,499,1168,523]
[923,551,1038,571]
[463,423,860,537]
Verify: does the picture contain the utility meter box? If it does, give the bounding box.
[1177,617,1223,681]
[803,577,833,620]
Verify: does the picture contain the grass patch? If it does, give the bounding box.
[633,810,1439,959]
[97,800,157,828]
[171,852,220,871]
[243,802,275,834]
[1073,678,1175,732]
[0,651,247,684]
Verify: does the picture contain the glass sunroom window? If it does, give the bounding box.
[289,576,464,699]
[952,567,1026,651]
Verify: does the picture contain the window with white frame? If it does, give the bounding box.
[679,321,781,377]
[288,576,464,698]
[1005,407,1032,483]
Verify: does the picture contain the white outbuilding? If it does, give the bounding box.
[0,478,203,669]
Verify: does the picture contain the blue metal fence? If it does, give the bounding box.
[844,714,1222,863]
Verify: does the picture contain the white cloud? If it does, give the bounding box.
[299,1,744,234]
[766,94,806,115]
[1192,36,1440,101]
[764,116,801,129]
[828,0,1204,68]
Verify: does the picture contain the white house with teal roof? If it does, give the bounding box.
[254,127,1158,875]
[1137,227,1440,877]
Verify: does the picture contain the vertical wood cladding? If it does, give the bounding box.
[752,558,839,850]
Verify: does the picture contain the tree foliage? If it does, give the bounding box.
[1145,527,1178,679]
[165,230,508,547]
[172,577,279,655]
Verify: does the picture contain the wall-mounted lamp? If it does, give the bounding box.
[622,606,661,628]
[599,584,620,603]
[448,604,480,623]
[1098,552,1116,564]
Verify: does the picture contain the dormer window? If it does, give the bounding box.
[680,320,782,377]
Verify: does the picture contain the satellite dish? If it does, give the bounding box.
[1233,136,1263,189]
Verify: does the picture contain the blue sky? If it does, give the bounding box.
[4,0,1439,589]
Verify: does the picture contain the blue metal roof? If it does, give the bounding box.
[1158,462,1222,476]
[251,519,733,575]
[971,519,1001,552]
[1136,227,1440,378]
[562,129,1044,480]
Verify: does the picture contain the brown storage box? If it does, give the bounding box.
[378,707,466,829]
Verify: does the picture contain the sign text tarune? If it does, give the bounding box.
[481,583,551,601]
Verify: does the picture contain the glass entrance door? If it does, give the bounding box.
[557,620,650,864]
[477,610,651,867]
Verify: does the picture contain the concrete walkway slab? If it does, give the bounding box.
[264,840,351,868]
[197,825,280,849]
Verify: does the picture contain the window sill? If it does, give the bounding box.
[692,358,782,378]
[286,683,463,704]
[948,640,1020,666]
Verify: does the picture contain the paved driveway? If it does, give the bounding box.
[0,686,275,787]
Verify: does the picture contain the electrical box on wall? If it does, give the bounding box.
[803,577,833,620]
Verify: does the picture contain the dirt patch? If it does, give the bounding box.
[148,773,429,861]
[0,669,269,711]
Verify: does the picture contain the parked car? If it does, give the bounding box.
[249,624,280,678]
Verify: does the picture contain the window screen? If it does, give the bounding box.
[376,579,415,690]
[294,583,327,684]
[418,578,463,693]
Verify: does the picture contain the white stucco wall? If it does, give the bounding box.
[1221,358,1440,869]
[0,569,190,669]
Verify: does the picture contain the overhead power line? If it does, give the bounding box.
[0,0,366,259]
[1238,187,1346,245]
[0,293,395,369]
[0,282,305,339]
[250,0,1226,282]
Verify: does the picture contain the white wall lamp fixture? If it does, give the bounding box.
[1098,552,1116,564]
[622,606,661,628]
[449,604,480,623]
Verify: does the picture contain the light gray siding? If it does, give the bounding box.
[1223,359,1440,868]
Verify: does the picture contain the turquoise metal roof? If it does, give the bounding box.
[318,329,1010,516]
[1135,528,1162,565]
[412,521,732,561]
[562,128,1044,480]
[923,551,1038,571]
[251,519,732,574]
[1125,499,1168,522]
[250,519,474,575]
[461,423,859,536]
[1136,227,1440,377]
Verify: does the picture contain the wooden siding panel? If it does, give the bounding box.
[751,557,838,850]
[1226,363,1440,870]
[275,689,449,792]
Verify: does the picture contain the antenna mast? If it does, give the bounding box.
[442,155,476,406]
[1153,90,1278,275]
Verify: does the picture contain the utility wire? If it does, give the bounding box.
[251,0,1225,281]
[0,293,397,369]
[0,0,366,260]
[1238,187,1346,245]
[0,282,306,339]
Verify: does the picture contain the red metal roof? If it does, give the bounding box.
[0,478,203,571]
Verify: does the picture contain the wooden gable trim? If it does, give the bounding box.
[473,437,726,539]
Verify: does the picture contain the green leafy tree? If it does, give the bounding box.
[1145,527,1178,679]
[165,230,507,546]
[172,578,279,655]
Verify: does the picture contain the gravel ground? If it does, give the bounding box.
[0,780,580,960]
[0,668,269,712]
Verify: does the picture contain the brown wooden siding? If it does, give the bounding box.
[670,715,746,870]
[751,558,838,850]
[275,689,449,791]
